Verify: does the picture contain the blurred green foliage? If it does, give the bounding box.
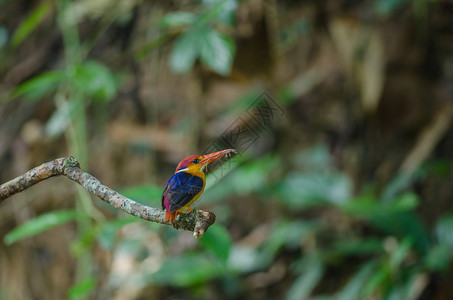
[12,60,117,137]
[2,0,453,299]
[135,145,452,299]
[67,277,96,300]
[6,144,451,299]
[163,0,237,75]
[198,223,232,263]
[3,210,77,245]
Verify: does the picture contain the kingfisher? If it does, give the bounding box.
[161,149,237,223]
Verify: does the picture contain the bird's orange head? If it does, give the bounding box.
[175,155,203,172]
[174,149,238,174]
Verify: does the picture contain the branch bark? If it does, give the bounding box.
[0,156,216,238]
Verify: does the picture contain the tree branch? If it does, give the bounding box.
[0,156,216,238]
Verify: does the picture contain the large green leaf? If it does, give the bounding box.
[199,29,235,76]
[198,223,232,263]
[4,210,78,245]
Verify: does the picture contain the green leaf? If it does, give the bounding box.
[67,277,96,299]
[4,210,77,245]
[152,253,225,287]
[11,1,52,47]
[286,257,323,300]
[199,29,235,75]
[159,12,196,28]
[12,70,63,101]
[71,61,117,101]
[169,29,199,73]
[198,223,232,263]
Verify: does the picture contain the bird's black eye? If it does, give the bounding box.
[191,158,201,164]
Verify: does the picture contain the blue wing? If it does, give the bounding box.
[161,172,204,213]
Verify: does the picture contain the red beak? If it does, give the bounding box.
[199,149,237,166]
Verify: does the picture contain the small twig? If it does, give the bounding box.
[0,157,216,238]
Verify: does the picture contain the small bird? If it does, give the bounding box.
[161,149,237,223]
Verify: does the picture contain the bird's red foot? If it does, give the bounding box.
[164,211,177,223]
